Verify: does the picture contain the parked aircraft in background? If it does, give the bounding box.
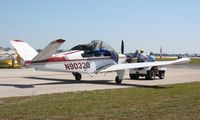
[10,39,190,84]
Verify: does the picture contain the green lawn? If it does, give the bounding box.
[0,82,200,120]
[189,58,200,64]
[156,57,176,61]
[0,64,11,68]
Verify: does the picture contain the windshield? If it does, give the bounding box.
[71,40,119,63]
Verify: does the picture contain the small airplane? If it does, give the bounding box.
[10,39,190,84]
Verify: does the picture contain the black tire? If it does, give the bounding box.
[159,71,165,79]
[129,74,139,80]
[146,70,155,80]
[115,76,122,84]
[73,72,82,81]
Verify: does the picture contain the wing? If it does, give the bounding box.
[99,58,190,72]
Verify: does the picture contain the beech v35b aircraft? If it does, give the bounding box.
[10,39,190,84]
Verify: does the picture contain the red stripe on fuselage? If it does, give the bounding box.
[29,50,81,64]
[29,56,126,64]
[31,56,66,63]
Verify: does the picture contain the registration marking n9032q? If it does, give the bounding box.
[65,62,90,70]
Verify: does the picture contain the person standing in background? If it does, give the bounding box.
[147,52,155,62]
[137,49,146,62]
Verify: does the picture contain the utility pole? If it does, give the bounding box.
[160,46,162,59]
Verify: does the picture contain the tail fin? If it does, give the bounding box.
[32,39,65,61]
[10,40,38,61]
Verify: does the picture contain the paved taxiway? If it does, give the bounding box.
[0,65,200,98]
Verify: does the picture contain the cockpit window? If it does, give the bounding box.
[81,49,111,57]
[71,40,119,62]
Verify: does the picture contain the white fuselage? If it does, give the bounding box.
[29,50,126,74]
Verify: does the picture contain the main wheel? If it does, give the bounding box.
[75,74,82,81]
[146,70,155,80]
[129,74,139,80]
[159,71,165,79]
[73,72,82,81]
[115,76,122,84]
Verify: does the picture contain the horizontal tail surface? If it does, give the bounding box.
[32,39,65,61]
[10,40,38,61]
[10,39,65,62]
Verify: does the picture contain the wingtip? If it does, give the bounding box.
[11,40,25,42]
[56,39,65,43]
[175,57,191,64]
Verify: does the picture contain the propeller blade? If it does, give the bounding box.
[121,40,124,54]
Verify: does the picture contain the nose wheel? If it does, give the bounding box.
[115,76,122,84]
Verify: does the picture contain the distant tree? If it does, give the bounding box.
[184,53,189,57]
[56,49,65,53]
[4,47,12,51]
[36,49,66,53]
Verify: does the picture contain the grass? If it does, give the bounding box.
[189,58,200,64]
[156,57,176,61]
[0,64,11,68]
[156,57,200,64]
[0,82,200,120]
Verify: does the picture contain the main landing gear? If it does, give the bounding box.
[72,71,125,85]
[72,72,82,81]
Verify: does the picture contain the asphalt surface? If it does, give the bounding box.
[0,64,200,98]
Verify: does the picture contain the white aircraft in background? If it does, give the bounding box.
[10,39,190,84]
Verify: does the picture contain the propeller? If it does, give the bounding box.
[121,40,135,63]
[121,40,124,54]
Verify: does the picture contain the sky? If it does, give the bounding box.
[0,0,200,54]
